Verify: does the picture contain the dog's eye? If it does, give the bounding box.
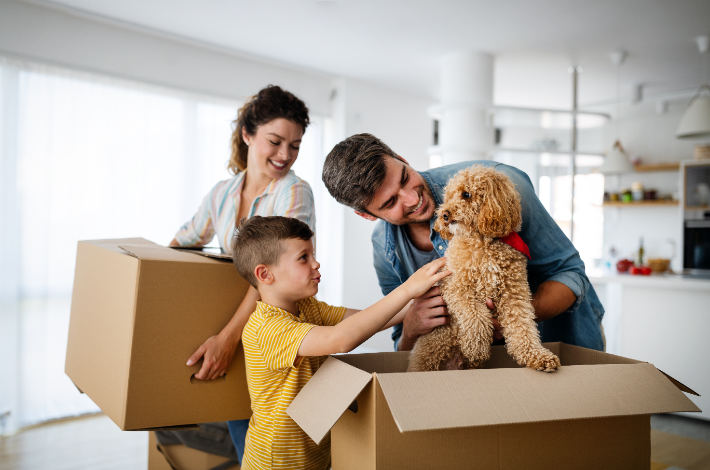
[462,191,471,199]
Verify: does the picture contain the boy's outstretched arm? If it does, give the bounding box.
[341,300,412,332]
[298,258,450,357]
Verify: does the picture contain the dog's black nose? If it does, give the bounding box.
[442,211,450,223]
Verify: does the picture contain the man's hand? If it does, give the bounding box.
[398,286,449,351]
[187,332,239,380]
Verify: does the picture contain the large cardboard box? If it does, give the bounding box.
[65,238,252,431]
[288,343,701,470]
[148,432,239,470]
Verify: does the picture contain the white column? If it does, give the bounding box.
[432,51,494,165]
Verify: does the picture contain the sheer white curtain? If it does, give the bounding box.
[0,56,329,434]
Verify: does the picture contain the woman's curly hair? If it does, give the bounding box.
[228,85,310,175]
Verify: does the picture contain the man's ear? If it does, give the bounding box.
[254,264,273,285]
[354,210,378,222]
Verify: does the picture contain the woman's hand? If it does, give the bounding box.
[402,258,451,299]
[187,285,260,380]
[187,331,240,380]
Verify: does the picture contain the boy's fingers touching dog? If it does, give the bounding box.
[405,258,451,298]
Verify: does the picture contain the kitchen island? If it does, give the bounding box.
[588,269,710,420]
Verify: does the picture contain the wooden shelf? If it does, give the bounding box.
[603,200,678,207]
[633,162,680,172]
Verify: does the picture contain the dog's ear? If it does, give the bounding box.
[476,172,522,238]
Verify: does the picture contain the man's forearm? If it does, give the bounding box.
[531,281,577,322]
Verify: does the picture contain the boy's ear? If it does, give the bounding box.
[354,210,378,222]
[254,264,274,285]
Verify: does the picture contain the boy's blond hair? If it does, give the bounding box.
[231,216,313,287]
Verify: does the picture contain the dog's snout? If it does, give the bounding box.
[441,211,450,224]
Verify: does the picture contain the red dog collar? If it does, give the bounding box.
[498,232,531,259]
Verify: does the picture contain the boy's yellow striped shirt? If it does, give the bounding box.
[241,297,346,470]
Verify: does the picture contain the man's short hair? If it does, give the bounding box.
[232,216,314,287]
[322,133,401,213]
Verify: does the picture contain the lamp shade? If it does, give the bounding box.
[676,86,710,139]
[598,140,635,174]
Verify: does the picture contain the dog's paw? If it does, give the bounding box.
[528,350,561,373]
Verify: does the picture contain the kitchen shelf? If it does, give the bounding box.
[633,162,680,172]
[603,200,678,207]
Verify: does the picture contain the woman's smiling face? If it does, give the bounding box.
[243,117,304,180]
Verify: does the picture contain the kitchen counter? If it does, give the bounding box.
[588,268,710,421]
[587,268,710,291]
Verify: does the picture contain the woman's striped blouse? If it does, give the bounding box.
[174,169,315,254]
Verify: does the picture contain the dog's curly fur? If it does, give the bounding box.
[407,166,561,373]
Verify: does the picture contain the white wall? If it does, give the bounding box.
[329,78,436,352]
[0,0,332,115]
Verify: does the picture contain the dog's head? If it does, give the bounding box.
[434,166,522,240]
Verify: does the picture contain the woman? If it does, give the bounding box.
[170,85,314,461]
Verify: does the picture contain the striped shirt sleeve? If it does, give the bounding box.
[315,299,347,327]
[275,179,316,233]
[174,183,218,247]
[255,316,316,371]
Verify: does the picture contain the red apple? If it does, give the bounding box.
[616,259,634,273]
[640,266,652,275]
[629,266,642,275]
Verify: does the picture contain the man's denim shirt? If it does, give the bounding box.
[372,161,605,352]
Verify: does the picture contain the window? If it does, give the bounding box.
[0,56,327,433]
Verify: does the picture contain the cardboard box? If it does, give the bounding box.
[65,238,252,431]
[148,432,239,470]
[288,343,701,470]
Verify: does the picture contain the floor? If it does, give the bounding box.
[0,413,709,469]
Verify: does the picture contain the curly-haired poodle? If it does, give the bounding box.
[407,165,560,373]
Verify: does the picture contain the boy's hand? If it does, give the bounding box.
[403,258,451,299]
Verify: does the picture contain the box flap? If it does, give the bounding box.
[118,245,219,264]
[287,357,372,445]
[558,343,700,396]
[170,246,233,261]
[335,351,410,373]
[376,363,700,433]
[80,237,158,254]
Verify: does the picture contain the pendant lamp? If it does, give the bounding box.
[677,36,710,140]
[598,140,635,173]
[598,50,635,174]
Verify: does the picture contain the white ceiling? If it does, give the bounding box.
[34,0,710,109]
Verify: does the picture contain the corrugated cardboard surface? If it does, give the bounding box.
[373,377,651,470]
[65,241,140,429]
[299,345,700,469]
[287,356,372,445]
[65,238,252,430]
[376,363,699,433]
[148,432,237,470]
[331,380,377,470]
[335,351,410,374]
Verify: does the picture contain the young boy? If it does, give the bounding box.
[231,216,449,470]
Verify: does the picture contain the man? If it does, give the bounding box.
[322,133,604,352]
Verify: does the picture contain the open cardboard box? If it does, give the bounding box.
[65,238,252,431]
[148,432,239,470]
[288,343,701,470]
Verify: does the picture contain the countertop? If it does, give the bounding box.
[586,268,710,291]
